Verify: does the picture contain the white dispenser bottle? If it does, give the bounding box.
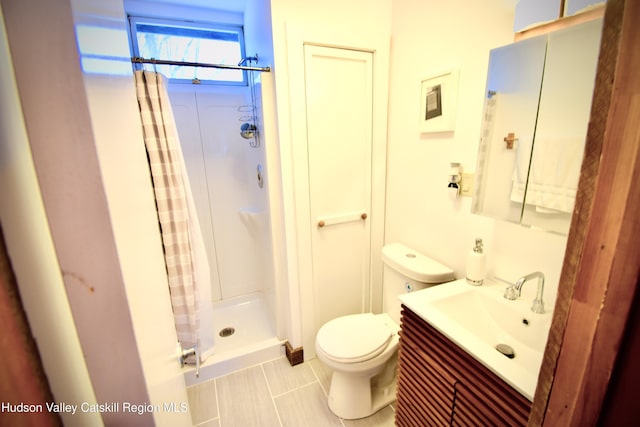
[466,238,485,286]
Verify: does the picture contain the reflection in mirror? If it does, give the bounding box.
[472,36,547,223]
[521,19,603,234]
[472,18,603,235]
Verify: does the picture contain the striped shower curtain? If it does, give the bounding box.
[471,91,499,213]
[134,70,214,362]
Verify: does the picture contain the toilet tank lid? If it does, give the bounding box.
[382,243,454,283]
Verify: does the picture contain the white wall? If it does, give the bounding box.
[386,0,568,307]
[244,0,284,335]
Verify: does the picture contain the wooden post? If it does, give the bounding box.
[530,0,640,424]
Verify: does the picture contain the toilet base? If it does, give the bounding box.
[327,355,398,419]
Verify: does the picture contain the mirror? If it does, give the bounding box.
[472,35,547,224]
[472,18,603,234]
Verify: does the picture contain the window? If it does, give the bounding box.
[128,16,247,85]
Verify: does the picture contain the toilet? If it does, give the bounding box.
[315,243,454,419]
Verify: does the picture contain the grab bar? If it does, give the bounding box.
[317,211,368,228]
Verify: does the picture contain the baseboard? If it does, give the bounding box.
[284,341,304,366]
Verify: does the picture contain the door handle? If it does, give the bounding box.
[179,345,200,378]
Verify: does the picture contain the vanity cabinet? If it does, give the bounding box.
[396,305,531,427]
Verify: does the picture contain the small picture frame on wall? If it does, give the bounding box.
[420,69,459,133]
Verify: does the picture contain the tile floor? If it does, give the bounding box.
[187,356,396,427]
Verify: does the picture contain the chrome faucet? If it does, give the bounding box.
[504,271,545,314]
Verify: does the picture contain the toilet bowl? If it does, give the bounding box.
[316,313,400,420]
[315,243,454,419]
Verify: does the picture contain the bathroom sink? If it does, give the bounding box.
[398,278,552,400]
[430,286,550,352]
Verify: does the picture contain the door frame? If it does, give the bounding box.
[1,0,192,425]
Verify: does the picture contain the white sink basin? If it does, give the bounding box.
[399,278,552,400]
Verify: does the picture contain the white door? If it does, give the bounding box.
[303,45,374,330]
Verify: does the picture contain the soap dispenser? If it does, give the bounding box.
[466,238,485,286]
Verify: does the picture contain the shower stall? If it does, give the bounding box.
[124,0,286,383]
[167,67,284,383]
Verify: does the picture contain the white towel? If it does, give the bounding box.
[510,135,532,205]
[512,137,583,213]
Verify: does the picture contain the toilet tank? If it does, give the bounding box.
[382,243,454,324]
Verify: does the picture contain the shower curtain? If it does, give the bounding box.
[134,70,215,363]
[472,91,499,212]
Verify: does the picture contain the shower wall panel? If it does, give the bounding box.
[170,87,270,301]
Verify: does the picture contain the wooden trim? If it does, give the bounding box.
[285,341,304,366]
[515,4,605,41]
[530,0,640,425]
[597,287,640,425]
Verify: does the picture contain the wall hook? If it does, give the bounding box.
[504,132,518,149]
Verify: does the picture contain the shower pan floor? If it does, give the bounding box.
[185,292,284,385]
[212,292,275,352]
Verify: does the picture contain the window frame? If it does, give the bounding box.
[127,15,248,86]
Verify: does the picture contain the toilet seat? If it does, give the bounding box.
[317,313,393,364]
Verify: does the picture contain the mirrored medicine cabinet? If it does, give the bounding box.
[472,18,603,235]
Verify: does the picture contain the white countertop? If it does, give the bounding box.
[398,278,553,400]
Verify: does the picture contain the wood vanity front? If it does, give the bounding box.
[396,305,532,426]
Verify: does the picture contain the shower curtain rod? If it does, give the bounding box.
[131,56,271,72]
